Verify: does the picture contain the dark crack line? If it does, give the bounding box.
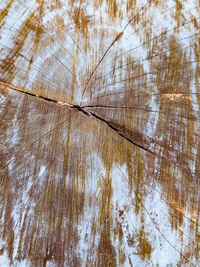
[1,81,156,155]
[89,111,155,155]
[0,81,90,116]
[89,111,195,176]
[72,104,91,116]
[1,82,156,154]
[0,82,196,175]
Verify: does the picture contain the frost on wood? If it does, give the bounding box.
[0,0,200,266]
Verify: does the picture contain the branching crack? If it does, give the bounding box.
[0,81,195,176]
